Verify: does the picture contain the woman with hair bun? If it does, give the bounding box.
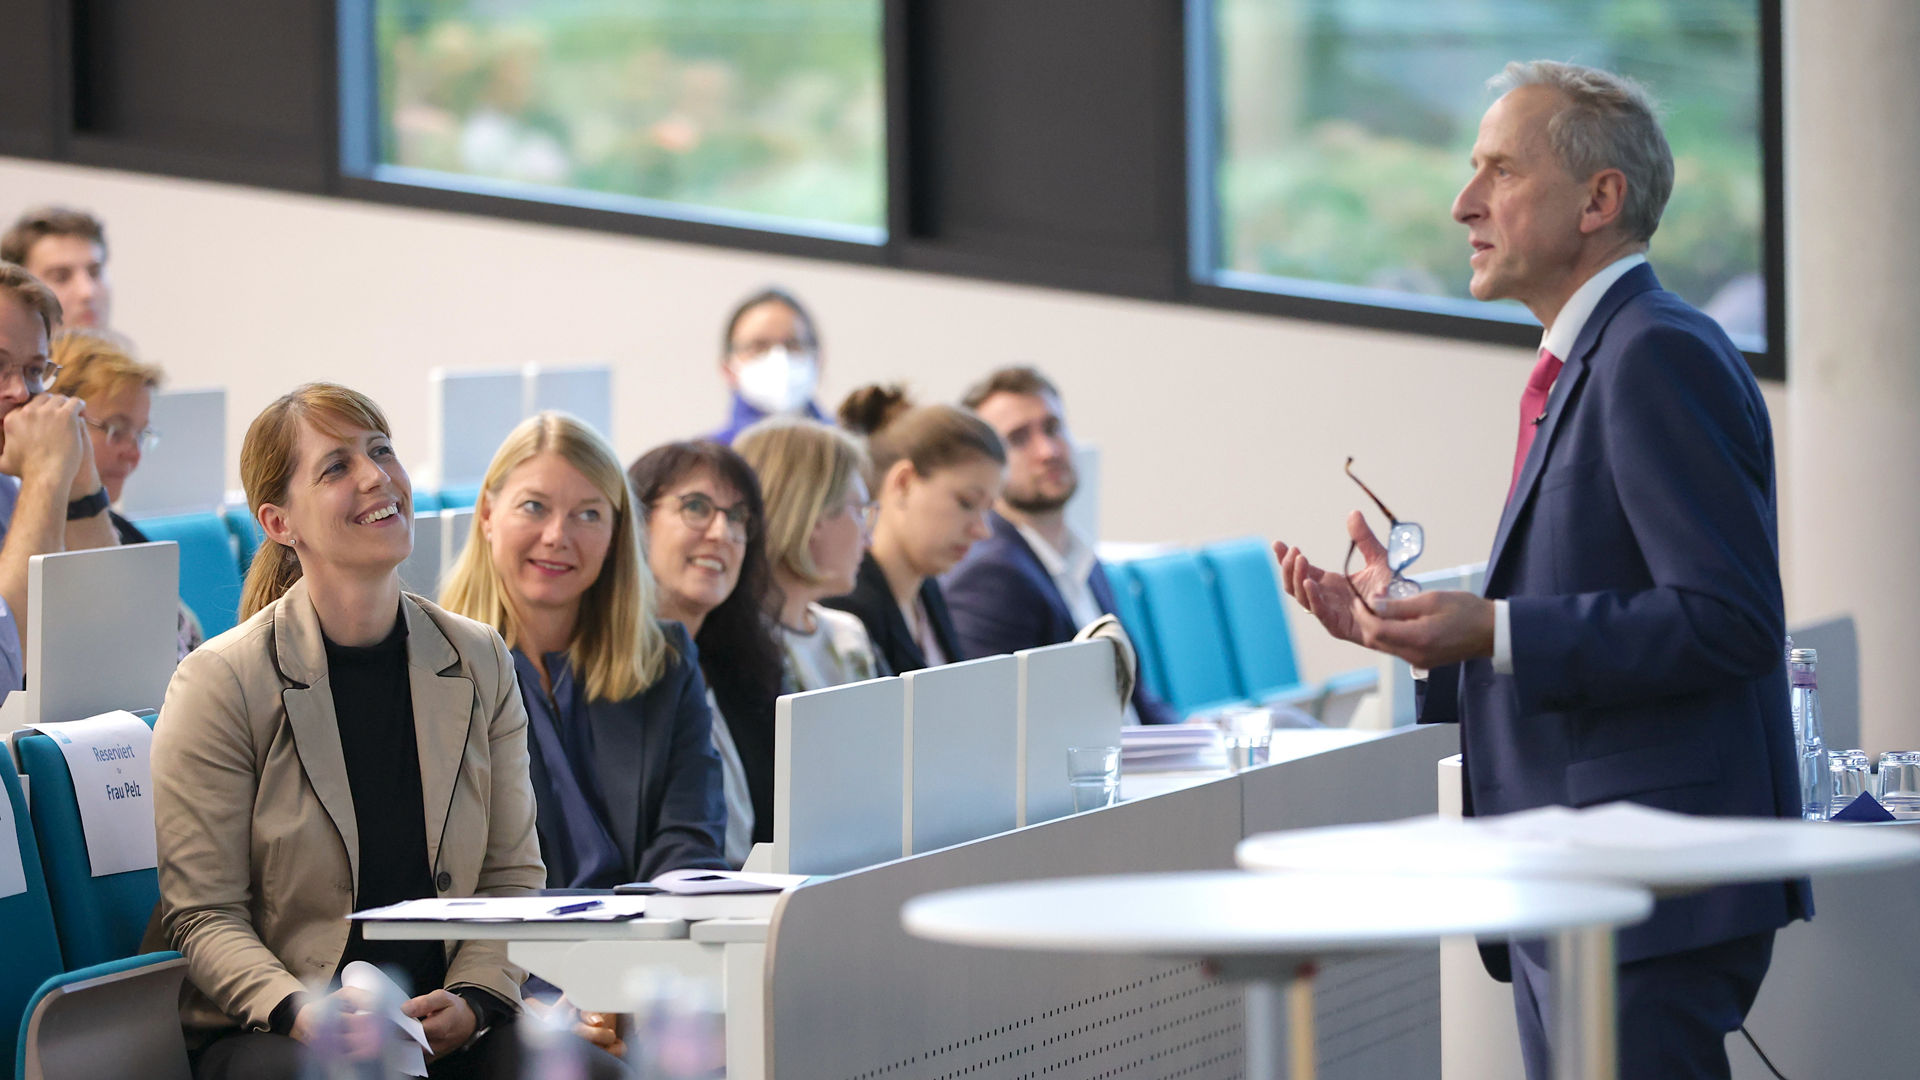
[824,385,1005,675]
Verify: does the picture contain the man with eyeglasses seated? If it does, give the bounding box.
[0,262,119,698]
[944,366,1178,725]
[708,287,828,445]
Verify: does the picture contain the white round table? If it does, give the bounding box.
[1235,809,1920,1080]
[902,870,1651,1080]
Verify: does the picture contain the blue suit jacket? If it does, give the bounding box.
[943,512,1181,725]
[522,622,729,885]
[1421,264,1809,966]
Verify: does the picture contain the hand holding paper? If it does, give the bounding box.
[403,988,479,1060]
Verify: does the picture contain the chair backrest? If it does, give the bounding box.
[1200,538,1303,701]
[397,512,446,597]
[437,485,481,510]
[1100,560,1167,702]
[1126,551,1245,714]
[526,364,615,444]
[774,677,906,875]
[17,544,179,728]
[903,656,1018,853]
[441,507,477,570]
[112,389,225,519]
[1017,639,1125,825]
[221,504,265,572]
[128,512,242,636]
[15,714,162,970]
[0,748,65,1071]
[429,368,524,491]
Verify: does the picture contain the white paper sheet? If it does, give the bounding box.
[339,960,430,1076]
[26,710,158,876]
[0,779,27,900]
[349,895,653,922]
[650,869,807,895]
[1484,802,1781,851]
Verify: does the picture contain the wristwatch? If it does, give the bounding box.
[66,486,109,521]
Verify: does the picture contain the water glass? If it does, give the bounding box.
[1829,749,1873,816]
[1220,707,1274,773]
[1067,745,1121,812]
[1877,751,1920,817]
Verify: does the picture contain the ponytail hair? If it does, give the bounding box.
[837,383,1005,481]
[238,383,394,620]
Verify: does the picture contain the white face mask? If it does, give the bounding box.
[733,345,819,415]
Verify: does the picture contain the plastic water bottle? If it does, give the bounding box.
[1789,647,1829,820]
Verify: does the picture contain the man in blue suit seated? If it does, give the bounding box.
[943,366,1179,725]
[1275,61,1805,1079]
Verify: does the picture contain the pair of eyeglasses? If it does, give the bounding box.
[84,416,160,452]
[660,491,753,540]
[1344,457,1424,617]
[1,359,61,395]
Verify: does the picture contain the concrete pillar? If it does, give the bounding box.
[1785,1,1920,754]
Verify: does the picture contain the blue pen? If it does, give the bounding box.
[548,899,604,916]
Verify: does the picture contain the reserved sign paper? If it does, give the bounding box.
[0,779,25,899]
[28,710,158,877]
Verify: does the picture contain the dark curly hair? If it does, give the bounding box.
[627,440,784,845]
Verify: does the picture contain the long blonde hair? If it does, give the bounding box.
[735,416,869,590]
[440,411,670,701]
[238,383,395,620]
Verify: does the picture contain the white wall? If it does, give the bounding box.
[0,155,1792,686]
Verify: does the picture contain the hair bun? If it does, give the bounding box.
[837,383,912,435]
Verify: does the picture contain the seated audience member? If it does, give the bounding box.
[945,366,1178,725]
[50,328,206,655]
[710,286,828,444]
[0,263,116,697]
[734,417,884,689]
[628,441,783,868]
[825,385,1004,675]
[1,206,112,330]
[148,383,623,1079]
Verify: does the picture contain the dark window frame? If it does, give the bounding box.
[5,0,1784,379]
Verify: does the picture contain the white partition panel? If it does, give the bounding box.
[397,512,445,597]
[440,507,475,570]
[1017,639,1124,826]
[773,677,907,875]
[114,389,225,517]
[1,543,178,732]
[903,656,1018,854]
[526,364,614,443]
[429,369,523,488]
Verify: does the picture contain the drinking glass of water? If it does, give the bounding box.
[1067,745,1121,812]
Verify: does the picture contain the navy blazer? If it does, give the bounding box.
[519,621,729,884]
[944,511,1180,725]
[823,552,964,675]
[1421,264,1808,967]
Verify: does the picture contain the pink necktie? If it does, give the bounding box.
[1508,347,1563,503]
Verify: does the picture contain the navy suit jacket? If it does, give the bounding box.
[1420,264,1809,967]
[944,512,1180,725]
[822,552,964,676]
[522,622,729,885]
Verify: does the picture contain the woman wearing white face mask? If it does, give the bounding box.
[710,287,826,445]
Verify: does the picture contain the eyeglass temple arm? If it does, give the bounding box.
[1343,457,1401,525]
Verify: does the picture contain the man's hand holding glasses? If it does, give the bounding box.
[1273,459,1496,671]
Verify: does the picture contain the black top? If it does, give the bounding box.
[823,552,965,677]
[323,612,446,1001]
[110,510,147,546]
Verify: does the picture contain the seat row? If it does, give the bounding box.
[1103,538,1378,720]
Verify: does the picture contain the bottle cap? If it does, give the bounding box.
[1789,648,1817,664]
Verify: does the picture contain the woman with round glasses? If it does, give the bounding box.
[734,417,884,690]
[627,441,783,867]
[827,385,1005,676]
[50,329,161,545]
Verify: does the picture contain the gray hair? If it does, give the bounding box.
[1489,60,1674,243]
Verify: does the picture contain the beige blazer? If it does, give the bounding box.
[146,577,546,1037]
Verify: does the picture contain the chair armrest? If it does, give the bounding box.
[19,952,190,1080]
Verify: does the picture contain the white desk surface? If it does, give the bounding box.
[1237,812,1920,892]
[361,916,690,942]
[902,871,1650,959]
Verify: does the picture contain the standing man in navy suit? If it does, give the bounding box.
[1276,62,1805,1079]
[944,366,1179,725]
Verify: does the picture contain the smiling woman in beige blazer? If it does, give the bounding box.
[146,384,579,1079]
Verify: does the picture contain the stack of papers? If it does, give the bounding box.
[348,896,653,923]
[617,869,807,920]
[1121,724,1224,772]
